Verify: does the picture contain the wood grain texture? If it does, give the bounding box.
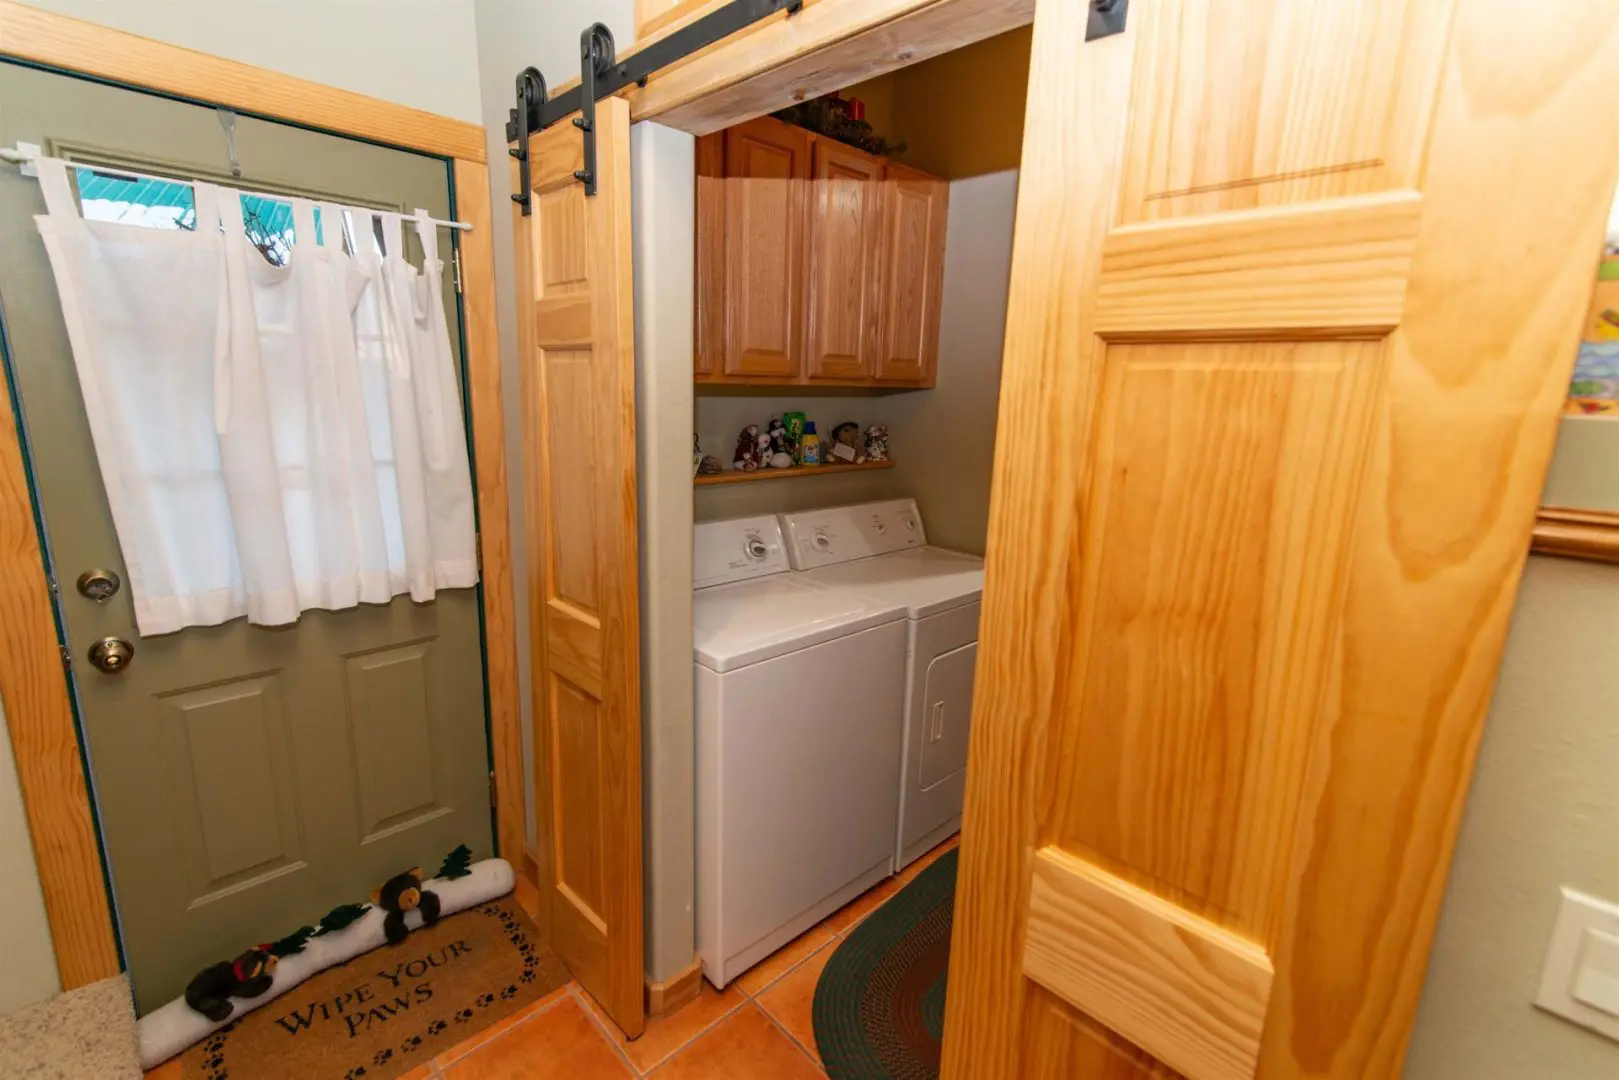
[646,957,704,1017]
[875,164,947,384]
[0,370,120,989]
[1023,848,1273,1080]
[695,132,726,379]
[944,2,1619,1080]
[805,139,884,382]
[519,97,646,1039]
[722,117,811,380]
[636,0,722,40]
[1096,193,1423,337]
[627,0,1037,135]
[939,4,1135,1076]
[453,159,525,869]
[1047,337,1381,941]
[693,460,896,485]
[1531,507,1619,564]
[1113,0,1451,224]
[0,1,484,161]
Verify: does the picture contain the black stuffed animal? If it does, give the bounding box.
[184,946,278,1022]
[372,867,441,946]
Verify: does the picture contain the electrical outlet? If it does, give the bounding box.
[1536,886,1619,1042]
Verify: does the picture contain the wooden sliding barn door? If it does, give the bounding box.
[514,96,645,1038]
[944,2,1619,1080]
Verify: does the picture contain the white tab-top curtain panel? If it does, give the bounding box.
[32,158,477,636]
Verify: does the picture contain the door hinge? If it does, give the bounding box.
[1087,0,1129,41]
[452,248,464,294]
[59,643,72,671]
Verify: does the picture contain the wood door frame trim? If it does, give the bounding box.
[0,3,521,992]
[0,1,485,161]
[537,0,1036,136]
[1532,506,1619,564]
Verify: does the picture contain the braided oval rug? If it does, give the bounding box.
[814,850,958,1080]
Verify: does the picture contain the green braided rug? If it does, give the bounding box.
[814,850,957,1080]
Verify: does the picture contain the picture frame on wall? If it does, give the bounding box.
[1534,184,1619,564]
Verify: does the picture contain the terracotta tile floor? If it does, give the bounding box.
[146,835,959,1079]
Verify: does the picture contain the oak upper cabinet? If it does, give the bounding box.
[694,132,724,379]
[874,165,948,385]
[695,115,945,388]
[805,139,885,382]
[721,117,811,381]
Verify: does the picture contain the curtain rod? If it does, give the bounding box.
[0,145,471,232]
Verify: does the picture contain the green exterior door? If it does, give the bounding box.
[0,62,493,1013]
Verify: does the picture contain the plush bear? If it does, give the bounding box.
[185,946,278,1022]
[372,867,441,946]
[829,421,861,463]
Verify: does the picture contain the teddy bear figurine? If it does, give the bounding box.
[863,423,890,462]
[733,425,761,472]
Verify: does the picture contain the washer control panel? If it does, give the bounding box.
[779,499,926,569]
[693,515,790,588]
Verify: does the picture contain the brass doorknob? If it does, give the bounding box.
[88,637,134,674]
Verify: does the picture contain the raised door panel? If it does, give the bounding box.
[517,96,646,1038]
[805,140,883,382]
[695,131,724,379]
[943,2,1619,1080]
[723,118,809,380]
[876,165,947,384]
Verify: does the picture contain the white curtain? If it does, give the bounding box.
[33,158,478,636]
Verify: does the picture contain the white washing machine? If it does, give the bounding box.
[780,500,985,871]
[692,515,907,988]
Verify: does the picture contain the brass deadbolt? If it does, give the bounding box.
[88,637,134,674]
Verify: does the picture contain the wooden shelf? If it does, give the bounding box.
[693,460,895,486]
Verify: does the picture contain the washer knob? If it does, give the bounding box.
[744,535,769,561]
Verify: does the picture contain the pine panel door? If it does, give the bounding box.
[942,2,1619,1080]
[514,96,645,1038]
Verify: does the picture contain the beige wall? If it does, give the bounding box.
[19,0,483,122]
[631,121,699,983]
[1404,555,1619,1079]
[0,702,59,1014]
[888,27,1031,180]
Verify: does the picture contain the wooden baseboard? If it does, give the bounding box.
[522,847,540,887]
[647,958,704,1018]
[1532,507,1619,564]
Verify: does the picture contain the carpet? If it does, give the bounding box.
[177,896,568,1080]
[0,974,141,1079]
[815,850,957,1080]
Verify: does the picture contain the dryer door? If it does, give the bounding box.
[920,641,977,790]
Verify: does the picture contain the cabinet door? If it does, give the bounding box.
[694,131,724,379]
[876,165,948,385]
[723,118,810,380]
[805,140,884,382]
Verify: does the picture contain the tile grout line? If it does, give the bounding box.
[434,981,578,1070]
[572,985,647,1077]
[753,989,829,1075]
[636,996,750,1074]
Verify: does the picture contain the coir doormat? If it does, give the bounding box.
[179,896,568,1080]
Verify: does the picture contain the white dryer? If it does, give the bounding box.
[692,515,907,988]
[780,500,985,871]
